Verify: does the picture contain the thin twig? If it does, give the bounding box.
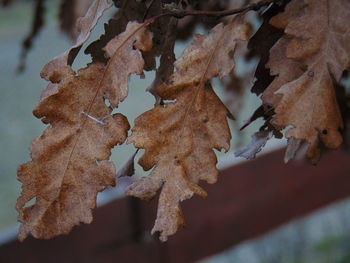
[142,0,156,21]
[163,0,277,18]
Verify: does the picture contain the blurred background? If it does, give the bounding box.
[0,1,350,262]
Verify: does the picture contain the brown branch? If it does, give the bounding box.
[163,0,277,18]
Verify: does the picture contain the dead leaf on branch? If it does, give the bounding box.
[264,0,350,163]
[247,1,286,95]
[86,0,176,71]
[102,21,153,107]
[126,17,249,242]
[17,64,130,241]
[59,0,91,41]
[17,18,153,240]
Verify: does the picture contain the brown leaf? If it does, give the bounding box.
[264,0,350,163]
[17,63,130,241]
[86,0,175,71]
[17,20,153,240]
[247,2,286,95]
[59,0,91,41]
[41,0,113,83]
[262,36,304,106]
[85,0,148,64]
[102,21,153,107]
[126,17,249,241]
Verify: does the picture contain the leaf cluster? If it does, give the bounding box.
[4,0,349,242]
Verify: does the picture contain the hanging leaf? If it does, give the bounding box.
[59,0,91,41]
[126,17,249,241]
[86,0,176,71]
[263,0,350,163]
[16,64,130,241]
[16,19,153,240]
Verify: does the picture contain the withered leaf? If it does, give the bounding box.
[247,2,286,95]
[17,63,130,241]
[41,0,113,82]
[85,0,148,64]
[102,21,153,107]
[86,0,175,71]
[264,0,350,163]
[59,0,91,41]
[17,20,153,240]
[126,17,249,241]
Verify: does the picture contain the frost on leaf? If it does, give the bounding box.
[126,18,249,242]
[264,0,350,163]
[17,19,153,240]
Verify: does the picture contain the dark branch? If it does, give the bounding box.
[163,0,278,18]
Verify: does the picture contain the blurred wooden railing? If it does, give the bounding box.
[1,149,350,263]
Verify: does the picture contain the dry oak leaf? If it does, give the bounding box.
[126,18,249,242]
[17,20,153,240]
[264,0,350,163]
[17,63,130,241]
[59,0,91,41]
[41,0,113,83]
